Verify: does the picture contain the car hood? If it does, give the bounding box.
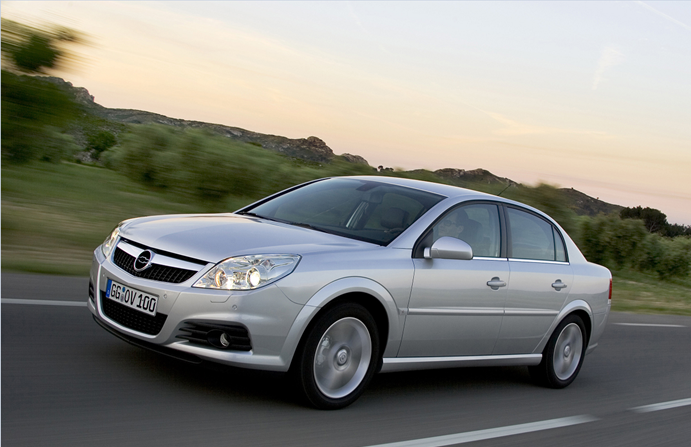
[119,214,369,263]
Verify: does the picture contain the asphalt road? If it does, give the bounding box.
[3,273,691,446]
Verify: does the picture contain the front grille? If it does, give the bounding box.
[113,247,198,284]
[177,322,252,351]
[101,291,168,335]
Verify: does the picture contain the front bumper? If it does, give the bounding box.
[89,246,308,372]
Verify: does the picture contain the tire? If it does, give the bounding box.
[295,303,380,410]
[530,314,586,389]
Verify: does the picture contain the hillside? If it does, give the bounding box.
[45,76,623,218]
[44,77,363,165]
[560,187,623,217]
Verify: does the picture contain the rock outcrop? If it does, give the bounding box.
[434,168,517,186]
[341,153,369,165]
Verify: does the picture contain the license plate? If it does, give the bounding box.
[105,279,158,317]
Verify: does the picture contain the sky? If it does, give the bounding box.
[3,1,691,225]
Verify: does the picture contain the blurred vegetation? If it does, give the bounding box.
[103,124,377,207]
[1,162,217,275]
[1,19,85,164]
[1,18,84,74]
[620,205,691,238]
[2,71,81,163]
[579,214,691,280]
[85,129,117,159]
[1,18,689,315]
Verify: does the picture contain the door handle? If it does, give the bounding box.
[487,277,506,290]
[552,280,568,291]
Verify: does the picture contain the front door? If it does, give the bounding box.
[399,203,508,357]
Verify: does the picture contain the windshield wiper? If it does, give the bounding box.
[289,222,324,231]
[239,212,332,235]
[237,211,283,223]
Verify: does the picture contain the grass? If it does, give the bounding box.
[1,161,251,275]
[610,269,691,316]
[2,161,690,316]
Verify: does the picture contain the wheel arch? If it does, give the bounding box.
[281,277,400,371]
[534,299,594,354]
[569,309,592,346]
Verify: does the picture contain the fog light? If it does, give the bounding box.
[208,330,233,349]
[220,332,230,348]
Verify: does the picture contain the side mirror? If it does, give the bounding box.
[423,237,473,260]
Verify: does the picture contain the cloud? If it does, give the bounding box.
[635,1,691,31]
[347,1,390,54]
[478,109,609,138]
[592,46,624,90]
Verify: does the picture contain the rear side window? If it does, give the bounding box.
[506,207,567,262]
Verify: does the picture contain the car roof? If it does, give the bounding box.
[338,175,559,226]
[338,175,499,200]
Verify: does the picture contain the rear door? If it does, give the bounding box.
[493,206,573,355]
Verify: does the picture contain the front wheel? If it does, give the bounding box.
[295,303,380,410]
[530,314,587,388]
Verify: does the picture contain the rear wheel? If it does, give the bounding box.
[295,303,379,410]
[530,314,586,388]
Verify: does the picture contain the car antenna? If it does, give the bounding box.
[496,183,512,197]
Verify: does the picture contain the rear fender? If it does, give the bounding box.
[533,299,593,354]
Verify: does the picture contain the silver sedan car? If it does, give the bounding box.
[89,176,611,409]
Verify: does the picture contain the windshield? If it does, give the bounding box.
[240,178,445,245]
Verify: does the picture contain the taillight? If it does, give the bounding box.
[608,278,613,301]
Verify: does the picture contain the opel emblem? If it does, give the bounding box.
[133,250,154,272]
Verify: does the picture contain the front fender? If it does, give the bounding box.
[278,277,404,368]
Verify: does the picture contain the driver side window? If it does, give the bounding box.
[432,203,501,258]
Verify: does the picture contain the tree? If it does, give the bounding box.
[1,19,85,163]
[2,18,83,74]
[662,223,691,238]
[620,206,668,234]
[86,130,117,159]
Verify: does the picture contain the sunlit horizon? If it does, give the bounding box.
[3,1,691,225]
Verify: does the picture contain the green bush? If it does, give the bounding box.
[635,233,663,273]
[41,127,80,163]
[578,214,612,265]
[578,214,690,280]
[109,124,178,186]
[1,71,79,163]
[608,217,648,268]
[86,130,117,158]
[655,237,691,280]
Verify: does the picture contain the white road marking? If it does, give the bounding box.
[630,398,691,413]
[1,298,87,307]
[362,415,598,447]
[614,323,686,328]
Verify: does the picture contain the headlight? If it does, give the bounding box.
[193,254,301,290]
[101,223,124,258]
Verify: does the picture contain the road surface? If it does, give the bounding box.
[3,273,690,446]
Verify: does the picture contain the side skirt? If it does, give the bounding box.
[380,354,542,373]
